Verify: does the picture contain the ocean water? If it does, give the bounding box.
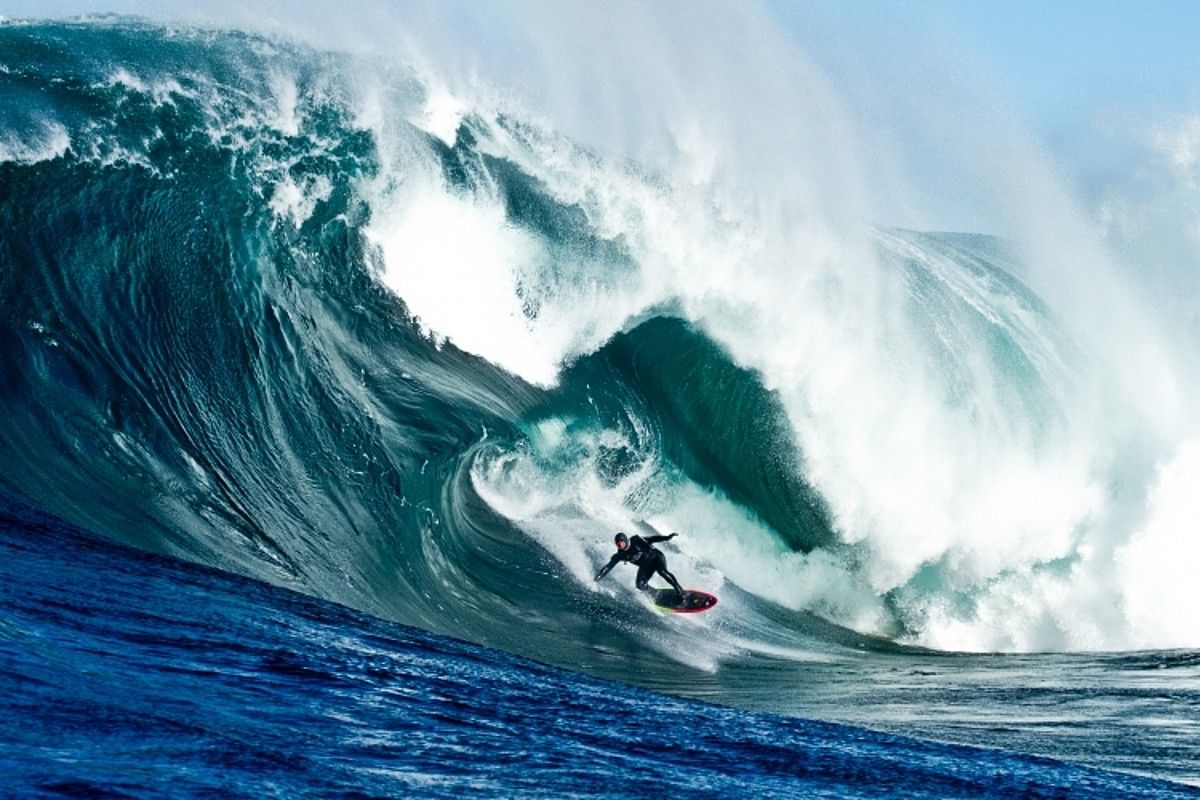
[2,495,1195,798]
[1,17,1197,794]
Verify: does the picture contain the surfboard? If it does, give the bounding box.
[652,588,718,614]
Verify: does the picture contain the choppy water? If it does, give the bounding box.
[3,496,1195,798]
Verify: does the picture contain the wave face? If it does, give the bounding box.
[1,16,1198,700]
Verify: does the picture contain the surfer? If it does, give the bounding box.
[594,532,685,599]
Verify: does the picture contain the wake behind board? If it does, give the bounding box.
[653,588,718,614]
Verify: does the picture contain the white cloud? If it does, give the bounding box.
[1154,113,1200,187]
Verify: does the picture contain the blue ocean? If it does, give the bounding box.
[1,17,1197,797]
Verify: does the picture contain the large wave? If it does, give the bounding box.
[1,16,1197,693]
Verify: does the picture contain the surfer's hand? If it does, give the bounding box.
[669,532,679,539]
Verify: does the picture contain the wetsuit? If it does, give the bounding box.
[594,534,685,595]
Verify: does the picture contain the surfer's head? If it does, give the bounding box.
[614,532,629,550]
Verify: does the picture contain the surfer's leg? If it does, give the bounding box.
[653,554,685,596]
[657,567,684,597]
[635,561,655,592]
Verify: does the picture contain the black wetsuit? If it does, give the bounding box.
[594,534,684,595]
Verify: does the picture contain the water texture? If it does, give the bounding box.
[1,19,1197,790]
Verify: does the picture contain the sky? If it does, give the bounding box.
[950,0,1200,127]
[774,0,1200,134]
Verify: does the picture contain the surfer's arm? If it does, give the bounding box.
[643,533,678,544]
[594,553,621,581]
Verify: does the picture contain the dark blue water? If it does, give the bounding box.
[1,495,1194,799]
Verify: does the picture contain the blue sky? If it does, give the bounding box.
[776,0,1200,133]
[950,1,1200,124]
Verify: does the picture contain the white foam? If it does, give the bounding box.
[644,484,890,635]
[266,70,301,136]
[269,173,332,227]
[362,114,674,385]
[0,120,70,164]
[1116,438,1200,648]
[368,178,560,384]
[416,82,465,146]
[105,67,186,107]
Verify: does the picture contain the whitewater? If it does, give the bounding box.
[0,7,1198,790]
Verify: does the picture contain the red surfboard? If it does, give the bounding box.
[653,588,718,614]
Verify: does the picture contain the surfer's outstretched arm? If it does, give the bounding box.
[594,553,621,581]
[643,532,678,545]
